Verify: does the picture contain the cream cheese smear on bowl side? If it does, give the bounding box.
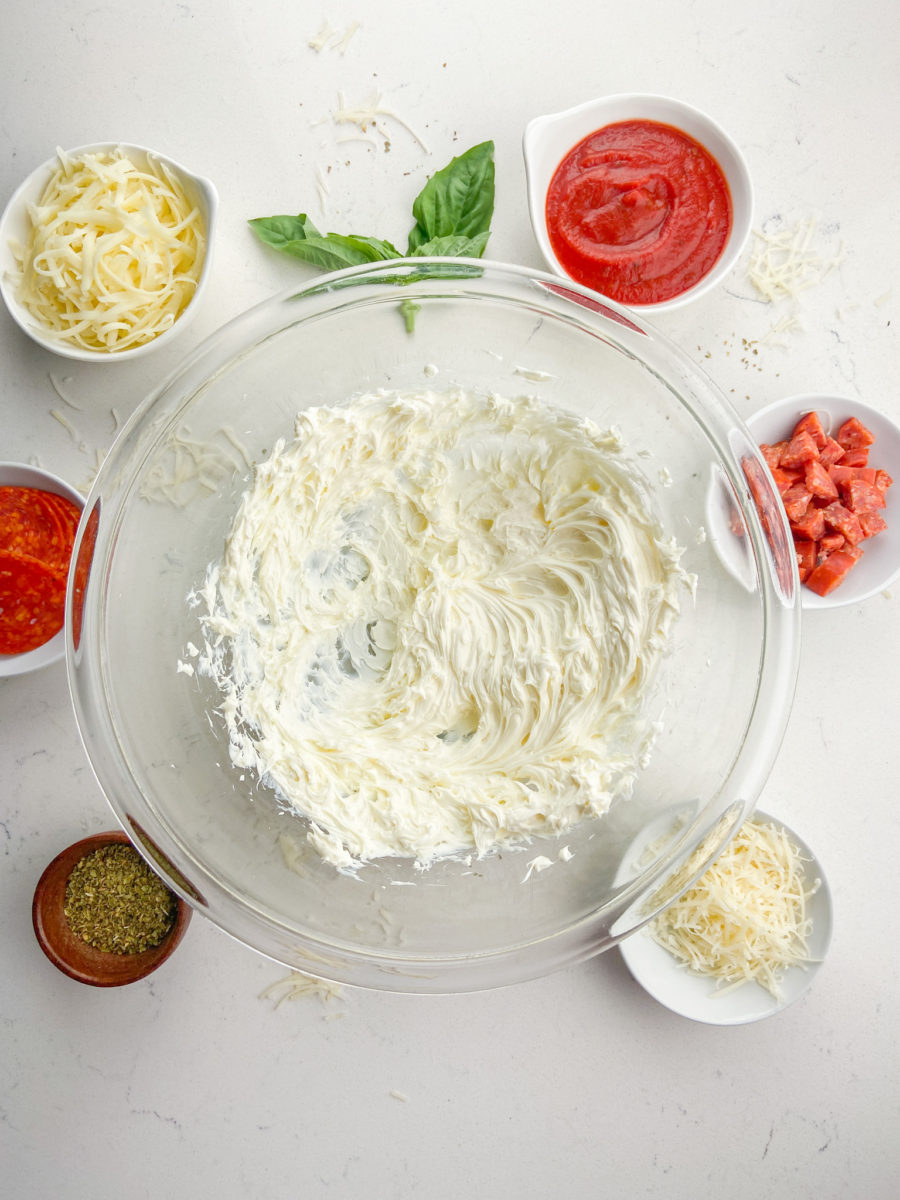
[192,387,689,871]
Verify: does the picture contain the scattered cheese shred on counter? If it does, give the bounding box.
[307,19,338,50]
[649,818,820,1000]
[329,90,429,152]
[747,217,844,303]
[11,146,206,352]
[259,970,344,1008]
[308,19,360,53]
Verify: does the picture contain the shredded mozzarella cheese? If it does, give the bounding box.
[12,147,206,352]
[649,819,820,999]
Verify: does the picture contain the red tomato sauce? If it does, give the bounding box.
[545,119,733,305]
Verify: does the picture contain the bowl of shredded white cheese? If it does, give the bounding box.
[0,142,216,360]
[66,258,800,992]
[618,809,833,1023]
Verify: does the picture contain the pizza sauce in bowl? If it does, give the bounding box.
[524,95,752,312]
[546,120,732,306]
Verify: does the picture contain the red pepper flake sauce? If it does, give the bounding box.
[0,486,81,653]
[545,120,733,305]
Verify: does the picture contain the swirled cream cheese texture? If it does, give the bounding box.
[197,388,685,869]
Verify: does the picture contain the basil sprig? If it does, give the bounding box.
[249,140,495,272]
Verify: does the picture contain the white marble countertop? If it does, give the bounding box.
[2,2,899,1196]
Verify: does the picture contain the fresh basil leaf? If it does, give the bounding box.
[409,231,490,259]
[407,141,494,253]
[249,215,401,269]
[266,236,373,270]
[336,233,402,260]
[249,213,323,250]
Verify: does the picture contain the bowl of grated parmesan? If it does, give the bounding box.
[65,258,800,993]
[0,142,217,360]
[618,810,833,1023]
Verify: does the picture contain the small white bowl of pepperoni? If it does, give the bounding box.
[746,394,900,608]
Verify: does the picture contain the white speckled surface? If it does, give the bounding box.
[2,2,899,1196]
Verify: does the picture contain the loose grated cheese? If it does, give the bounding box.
[138,426,249,508]
[333,20,361,53]
[307,19,338,51]
[327,90,430,152]
[259,970,344,1008]
[759,312,805,346]
[315,163,331,213]
[48,371,83,410]
[648,818,820,1000]
[747,217,844,303]
[12,147,206,352]
[308,19,360,53]
[49,405,88,452]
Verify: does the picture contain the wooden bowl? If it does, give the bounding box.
[32,830,192,986]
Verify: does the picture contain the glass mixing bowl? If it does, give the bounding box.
[67,259,800,993]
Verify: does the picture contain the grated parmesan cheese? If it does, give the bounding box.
[11,147,206,352]
[747,217,844,303]
[648,818,820,1000]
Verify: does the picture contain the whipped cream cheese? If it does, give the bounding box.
[196,388,686,869]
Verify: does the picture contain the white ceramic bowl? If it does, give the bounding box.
[747,394,900,608]
[618,809,833,1025]
[0,142,217,361]
[0,462,84,676]
[522,93,753,314]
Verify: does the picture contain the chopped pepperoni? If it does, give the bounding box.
[759,443,783,470]
[790,507,826,542]
[780,429,820,469]
[836,417,875,451]
[771,466,801,496]
[821,501,864,545]
[818,437,846,467]
[847,479,886,514]
[805,459,839,500]
[858,511,888,539]
[792,411,827,448]
[817,533,845,560]
[805,547,863,596]
[781,482,812,522]
[794,539,816,582]
[754,408,891,596]
[829,464,877,490]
